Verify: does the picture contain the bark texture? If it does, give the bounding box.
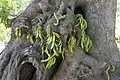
[0,0,120,80]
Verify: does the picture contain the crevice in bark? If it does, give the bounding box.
[74,6,85,17]
[19,62,36,80]
[45,56,63,80]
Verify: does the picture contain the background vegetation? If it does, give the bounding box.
[116,0,120,48]
[0,0,30,44]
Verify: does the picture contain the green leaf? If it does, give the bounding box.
[47,36,52,45]
[68,38,73,53]
[53,32,60,38]
[76,14,83,20]
[51,34,55,49]
[46,24,51,37]
[81,19,87,30]
[42,47,44,54]
[58,15,66,20]
[46,57,56,69]
[88,40,92,51]
[55,43,59,50]
[81,34,85,49]
[27,35,30,39]
[57,40,62,46]
[54,12,59,26]
[68,36,76,53]
[41,53,55,62]
[45,48,50,57]
[20,25,29,28]
[18,28,21,36]
[84,36,90,52]
[29,36,34,44]
[36,27,39,38]
[111,65,116,72]
[105,65,110,80]
[84,35,88,44]
[41,56,52,62]
[38,26,43,42]
[14,28,19,36]
[53,49,59,56]
[59,44,62,53]
[71,36,76,47]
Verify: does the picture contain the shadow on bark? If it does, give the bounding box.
[19,62,36,80]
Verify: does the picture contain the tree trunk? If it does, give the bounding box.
[0,0,120,80]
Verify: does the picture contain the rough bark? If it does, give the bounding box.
[0,0,120,80]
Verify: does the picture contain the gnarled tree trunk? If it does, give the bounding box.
[0,0,120,80]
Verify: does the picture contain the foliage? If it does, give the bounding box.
[40,24,65,69]
[14,25,30,40]
[0,23,10,44]
[14,12,92,69]
[116,0,120,49]
[0,0,12,27]
[111,65,116,72]
[0,0,30,27]
[68,36,76,54]
[75,14,92,52]
[105,64,116,80]
[105,65,110,80]
[0,0,30,44]
[116,36,120,43]
[116,36,120,48]
[117,0,120,17]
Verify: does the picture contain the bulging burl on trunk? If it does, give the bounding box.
[0,0,120,80]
